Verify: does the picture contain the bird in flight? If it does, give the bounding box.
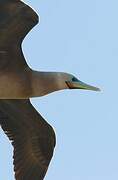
[0,0,100,180]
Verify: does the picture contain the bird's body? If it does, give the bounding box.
[0,0,100,180]
[0,0,37,98]
[0,67,31,98]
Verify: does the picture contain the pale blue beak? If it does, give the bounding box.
[66,79,100,91]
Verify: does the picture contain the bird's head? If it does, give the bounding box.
[59,73,100,92]
[31,71,100,97]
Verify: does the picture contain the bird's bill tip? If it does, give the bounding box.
[66,80,100,92]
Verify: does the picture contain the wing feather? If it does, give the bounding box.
[0,1,39,70]
[0,99,56,180]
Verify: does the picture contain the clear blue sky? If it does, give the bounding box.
[0,0,118,179]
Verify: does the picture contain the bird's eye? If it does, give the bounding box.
[72,77,78,82]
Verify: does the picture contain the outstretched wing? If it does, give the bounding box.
[0,0,39,70]
[0,99,56,180]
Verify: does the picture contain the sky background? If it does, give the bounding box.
[0,0,118,179]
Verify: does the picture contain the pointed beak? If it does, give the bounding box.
[66,80,100,91]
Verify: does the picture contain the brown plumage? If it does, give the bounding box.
[0,0,99,180]
[0,99,56,180]
[0,1,56,179]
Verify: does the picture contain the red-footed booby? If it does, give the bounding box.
[0,0,100,180]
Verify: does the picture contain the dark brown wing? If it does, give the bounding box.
[0,99,56,180]
[0,0,39,70]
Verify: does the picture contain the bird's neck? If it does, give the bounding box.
[30,71,68,97]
